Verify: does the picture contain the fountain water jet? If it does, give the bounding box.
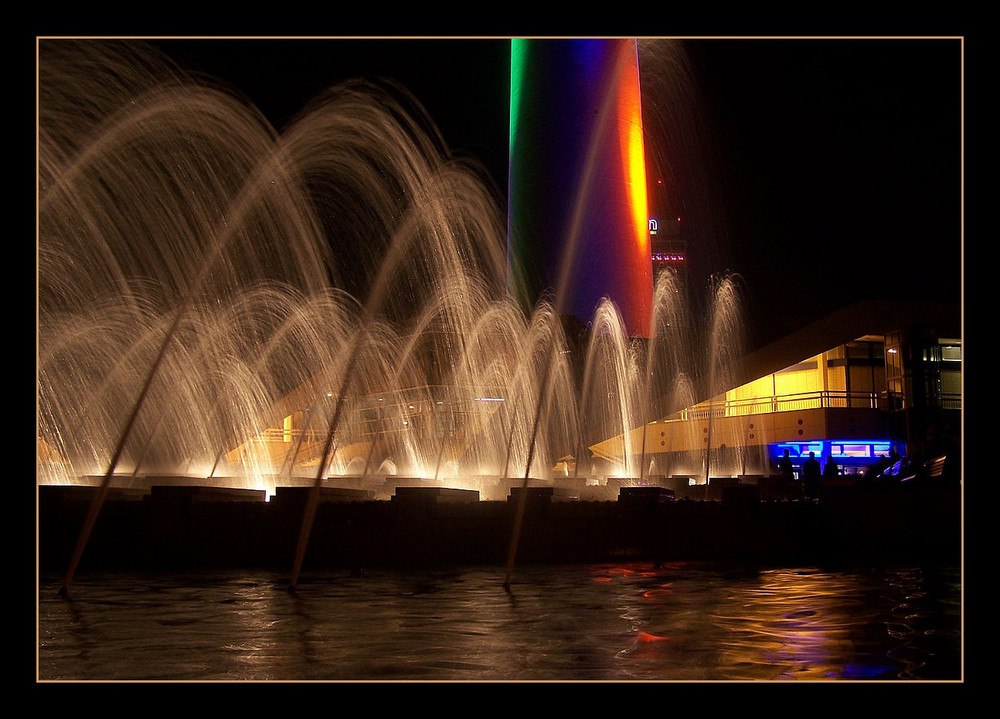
[38,40,761,591]
[503,38,653,589]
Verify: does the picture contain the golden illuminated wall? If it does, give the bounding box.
[727,353,834,404]
[728,375,776,403]
[724,346,892,407]
[593,347,871,458]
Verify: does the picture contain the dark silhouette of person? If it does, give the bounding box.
[823,456,839,480]
[802,451,821,499]
[778,449,794,480]
[866,453,888,479]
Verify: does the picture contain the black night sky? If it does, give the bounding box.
[144,36,962,351]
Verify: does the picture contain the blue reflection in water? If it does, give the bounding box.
[37,562,961,681]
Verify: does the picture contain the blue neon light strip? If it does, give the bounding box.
[771,440,897,460]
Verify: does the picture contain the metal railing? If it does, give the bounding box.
[941,393,962,411]
[679,390,883,421]
[678,388,961,421]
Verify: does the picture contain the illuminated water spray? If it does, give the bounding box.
[37,40,754,593]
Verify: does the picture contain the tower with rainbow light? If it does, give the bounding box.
[507,38,654,338]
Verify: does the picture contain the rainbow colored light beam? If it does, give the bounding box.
[508,39,653,337]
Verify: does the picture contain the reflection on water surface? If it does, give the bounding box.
[38,562,961,681]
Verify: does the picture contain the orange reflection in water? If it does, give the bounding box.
[710,569,878,680]
[642,588,673,599]
[637,631,671,643]
[599,563,938,680]
[590,563,642,584]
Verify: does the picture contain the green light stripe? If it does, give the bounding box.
[509,39,527,154]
